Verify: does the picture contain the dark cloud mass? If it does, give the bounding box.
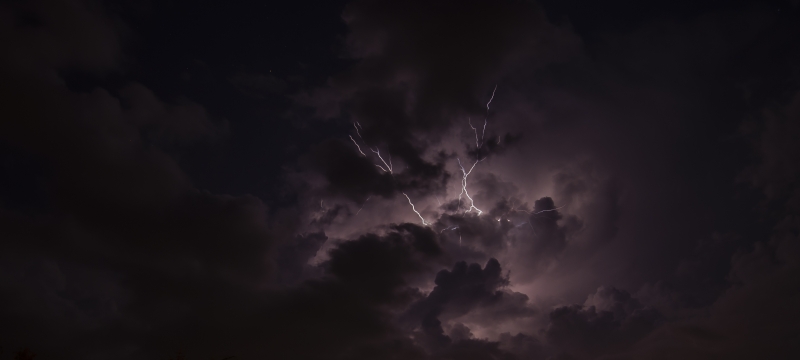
[546,287,662,359]
[1,0,800,359]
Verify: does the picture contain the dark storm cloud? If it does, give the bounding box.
[405,258,508,323]
[275,231,327,284]
[311,0,550,125]
[119,83,229,147]
[326,224,443,303]
[3,0,800,359]
[429,192,576,285]
[435,212,514,253]
[304,139,399,201]
[528,197,567,250]
[302,136,453,204]
[469,6,798,303]
[621,88,800,360]
[552,163,620,251]
[466,132,524,161]
[431,338,518,360]
[224,225,521,360]
[296,0,559,201]
[596,27,800,358]
[498,332,546,360]
[0,1,275,358]
[545,287,662,360]
[302,141,444,202]
[309,202,349,228]
[217,226,445,360]
[432,174,530,253]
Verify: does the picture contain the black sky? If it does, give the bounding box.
[1,0,799,359]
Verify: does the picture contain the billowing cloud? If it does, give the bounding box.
[2,0,800,359]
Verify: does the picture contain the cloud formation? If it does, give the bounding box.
[1,0,799,359]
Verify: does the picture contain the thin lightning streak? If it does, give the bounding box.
[371,147,393,174]
[481,119,487,147]
[349,121,424,226]
[496,198,534,220]
[351,122,392,175]
[440,226,459,233]
[349,135,366,156]
[533,205,567,214]
[355,196,371,216]
[481,85,497,147]
[402,192,428,225]
[350,123,391,175]
[469,118,482,149]
[348,87,499,227]
[486,84,497,110]
[495,200,566,224]
[347,120,440,227]
[439,225,463,246]
[454,85,498,216]
[516,205,567,234]
[457,158,483,215]
[353,122,363,139]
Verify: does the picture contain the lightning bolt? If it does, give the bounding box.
[370,147,393,174]
[457,157,483,215]
[354,121,364,138]
[454,85,498,216]
[496,198,532,221]
[349,135,366,156]
[486,84,497,110]
[469,117,483,149]
[533,206,565,214]
[348,122,394,174]
[355,196,371,216]
[343,86,500,227]
[439,225,463,246]
[403,192,428,225]
[467,85,498,155]
[441,225,462,246]
[481,119,487,148]
[480,85,496,150]
[440,226,459,233]
[349,122,426,223]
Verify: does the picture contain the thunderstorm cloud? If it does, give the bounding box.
[1,0,799,359]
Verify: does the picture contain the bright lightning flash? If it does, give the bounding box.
[348,122,427,223]
[454,85,498,216]
[349,135,366,156]
[342,86,499,227]
[457,157,483,215]
[370,147,393,174]
[403,192,429,225]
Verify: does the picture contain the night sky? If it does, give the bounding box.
[1,0,799,359]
